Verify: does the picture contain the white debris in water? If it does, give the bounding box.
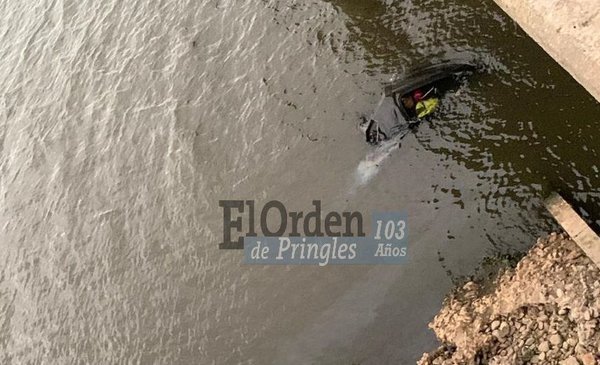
[353,131,410,187]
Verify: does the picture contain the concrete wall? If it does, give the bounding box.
[546,193,600,269]
[493,0,600,102]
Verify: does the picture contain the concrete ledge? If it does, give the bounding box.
[545,193,600,268]
[493,0,600,102]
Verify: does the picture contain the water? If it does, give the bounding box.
[1,0,599,363]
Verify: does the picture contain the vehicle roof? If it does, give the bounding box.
[383,61,475,97]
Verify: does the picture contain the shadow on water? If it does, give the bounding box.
[329,0,600,231]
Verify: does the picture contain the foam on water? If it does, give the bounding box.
[353,130,411,188]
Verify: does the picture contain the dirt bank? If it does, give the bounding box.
[418,232,600,364]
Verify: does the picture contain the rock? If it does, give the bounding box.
[580,353,596,365]
[491,320,500,331]
[538,340,550,353]
[463,281,478,291]
[586,320,597,330]
[550,334,563,346]
[561,356,581,365]
[578,331,588,344]
[567,338,578,347]
[497,322,510,338]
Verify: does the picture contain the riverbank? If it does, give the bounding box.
[492,0,600,103]
[417,232,600,364]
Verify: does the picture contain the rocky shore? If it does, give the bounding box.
[418,232,600,364]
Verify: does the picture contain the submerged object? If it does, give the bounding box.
[365,60,475,144]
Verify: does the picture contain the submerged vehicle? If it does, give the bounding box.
[365,61,476,144]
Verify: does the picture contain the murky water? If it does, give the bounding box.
[1,0,599,364]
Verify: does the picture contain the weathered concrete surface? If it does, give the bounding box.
[493,0,600,102]
[546,193,600,268]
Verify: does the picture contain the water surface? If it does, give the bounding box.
[1,0,599,364]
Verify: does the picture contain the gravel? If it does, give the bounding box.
[417,232,600,365]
